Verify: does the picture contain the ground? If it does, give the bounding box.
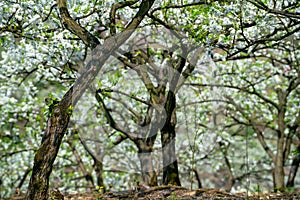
[3,186,300,199]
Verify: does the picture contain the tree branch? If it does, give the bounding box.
[248,0,300,19]
[225,95,276,161]
[66,139,94,189]
[58,0,100,48]
[189,83,279,109]
[109,0,139,35]
[95,90,137,140]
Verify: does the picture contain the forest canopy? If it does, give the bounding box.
[0,0,299,199]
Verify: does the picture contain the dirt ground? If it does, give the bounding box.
[4,186,300,200]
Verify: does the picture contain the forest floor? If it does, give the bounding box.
[3,186,300,200]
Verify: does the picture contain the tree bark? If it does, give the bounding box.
[161,91,181,186]
[25,0,155,199]
[286,143,300,187]
[274,134,285,192]
[135,110,159,187]
[274,90,286,192]
[137,144,157,186]
[286,114,300,188]
[26,91,72,200]
[135,96,163,187]
[94,160,105,189]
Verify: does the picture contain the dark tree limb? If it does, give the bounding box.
[95,91,137,140]
[248,0,300,19]
[42,3,57,22]
[190,83,279,109]
[57,0,100,48]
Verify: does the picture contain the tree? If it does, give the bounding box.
[25,0,155,199]
[92,28,202,186]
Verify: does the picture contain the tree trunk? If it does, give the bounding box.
[219,142,235,192]
[286,144,300,187]
[274,103,286,192]
[274,139,285,192]
[94,160,105,190]
[25,1,156,198]
[135,117,158,187]
[192,168,202,188]
[137,146,157,186]
[26,98,71,200]
[161,91,181,186]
